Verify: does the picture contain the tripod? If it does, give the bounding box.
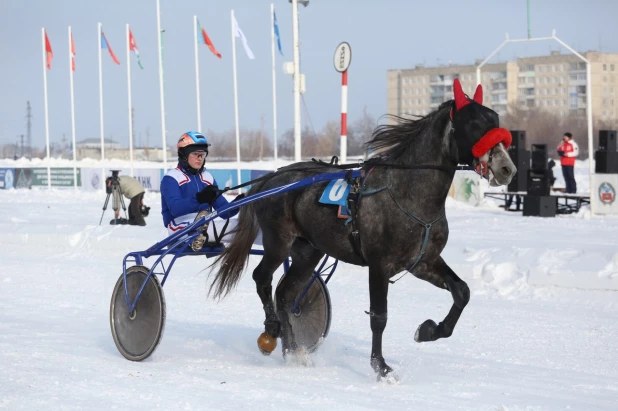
[99,177,128,225]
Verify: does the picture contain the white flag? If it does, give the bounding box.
[232,14,255,59]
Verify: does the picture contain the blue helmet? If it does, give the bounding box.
[177,131,210,151]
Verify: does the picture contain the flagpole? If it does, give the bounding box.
[69,26,77,190]
[126,24,134,176]
[194,16,202,131]
[156,0,168,171]
[42,28,51,190]
[270,4,278,163]
[231,10,242,187]
[98,22,105,182]
[292,0,302,162]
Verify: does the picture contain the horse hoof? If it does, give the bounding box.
[371,357,395,381]
[377,370,399,384]
[414,319,438,342]
[257,332,278,355]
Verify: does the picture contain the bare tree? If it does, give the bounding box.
[349,105,376,156]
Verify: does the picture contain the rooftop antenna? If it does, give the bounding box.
[527,0,531,39]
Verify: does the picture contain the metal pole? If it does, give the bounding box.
[98,22,105,183]
[194,16,202,131]
[340,70,348,164]
[69,26,77,189]
[42,28,51,189]
[126,24,134,177]
[292,0,301,161]
[231,10,242,187]
[552,34,594,199]
[479,31,595,210]
[476,37,510,86]
[527,0,531,39]
[271,3,278,162]
[156,0,168,170]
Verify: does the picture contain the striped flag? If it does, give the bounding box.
[273,9,283,56]
[129,29,143,69]
[70,32,76,71]
[197,18,222,58]
[101,31,120,65]
[232,14,254,59]
[44,29,53,69]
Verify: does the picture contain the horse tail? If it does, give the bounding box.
[209,193,260,299]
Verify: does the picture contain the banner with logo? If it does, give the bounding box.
[13,168,32,189]
[591,174,618,215]
[31,168,81,187]
[107,169,162,192]
[0,168,15,189]
[80,168,104,191]
[450,171,481,206]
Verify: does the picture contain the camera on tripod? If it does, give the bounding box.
[105,170,121,194]
[100,170,128,225]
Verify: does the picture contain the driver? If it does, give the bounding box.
[160,131,243,237]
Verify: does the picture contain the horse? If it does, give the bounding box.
[209,79,517,379]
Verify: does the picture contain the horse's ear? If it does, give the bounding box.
[473,84,483,105]
[453,78,469,111]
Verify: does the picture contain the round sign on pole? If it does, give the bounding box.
[334,42,351,73]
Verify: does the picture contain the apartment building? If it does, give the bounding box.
[387,51,618,120]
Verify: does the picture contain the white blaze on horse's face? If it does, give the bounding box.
[485,143,517,187]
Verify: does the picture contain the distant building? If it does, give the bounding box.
[387,51,618,120]
[76,138,122,150]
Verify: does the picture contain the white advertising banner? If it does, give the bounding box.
[80,168,104,191]
[591,173,618,215]
[451,171,481,206]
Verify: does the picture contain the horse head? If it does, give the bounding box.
[450,78,516,187]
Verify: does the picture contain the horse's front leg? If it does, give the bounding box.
[252,259,281,341]
[412,256,470,342]
[368,266,394,379]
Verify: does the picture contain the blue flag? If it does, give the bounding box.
[273,10,283,56]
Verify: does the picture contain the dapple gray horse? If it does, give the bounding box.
[210,79,516,379]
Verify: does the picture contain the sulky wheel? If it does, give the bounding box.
[110,265,166,361]
[276,274,332,353]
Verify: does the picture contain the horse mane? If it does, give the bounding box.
[365,100,453,163]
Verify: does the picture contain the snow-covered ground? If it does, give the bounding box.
[1,188,617,410]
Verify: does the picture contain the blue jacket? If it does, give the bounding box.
[160,165,237,232]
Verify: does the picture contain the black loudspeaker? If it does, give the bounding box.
[595,151,618,173]
[531,144,548,171]
[508,150,530,192]
[509,130,526,151]
[599,130,617,152]
[527,170,551,196]
[523,196,557,217]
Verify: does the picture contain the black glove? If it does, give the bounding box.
[557,150,565,157]
[232,193,246,202]
[196,185,219,204]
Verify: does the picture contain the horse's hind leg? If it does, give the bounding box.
[275,238,324,355]
[412,256,470,342]
[253,229,294,340]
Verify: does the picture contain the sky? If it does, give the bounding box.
[1,0,618,150]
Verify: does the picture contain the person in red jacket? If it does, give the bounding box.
[557,132,579,193]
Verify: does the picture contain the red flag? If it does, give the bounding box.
[197,19,222,59]
[128,29,144,69]
[70,32,76,71]
[44,29,53,69]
